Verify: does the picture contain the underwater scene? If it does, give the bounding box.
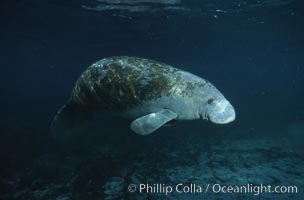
[1,0,304,199]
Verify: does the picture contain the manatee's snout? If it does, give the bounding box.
[208,99,235,124]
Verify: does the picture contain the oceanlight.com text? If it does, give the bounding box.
[127,183,298,196]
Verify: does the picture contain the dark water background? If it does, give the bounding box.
[0,0,304,199]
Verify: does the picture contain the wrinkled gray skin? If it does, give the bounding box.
[123,70,235,126]
[53,57,235,136]
[198,84,236,124]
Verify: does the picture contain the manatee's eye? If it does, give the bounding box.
[207,98,214,105]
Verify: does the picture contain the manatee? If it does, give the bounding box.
[52,56,235,136]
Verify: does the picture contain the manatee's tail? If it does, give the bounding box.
[51,100,92,140]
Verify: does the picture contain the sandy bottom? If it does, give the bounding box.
[1,129,303,200]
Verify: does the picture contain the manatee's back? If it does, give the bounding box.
[71,56,179,111]
[51,56,178,139]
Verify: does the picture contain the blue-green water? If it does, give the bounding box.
[0,0,303,199]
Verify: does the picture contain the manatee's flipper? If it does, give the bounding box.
[130,109,178,135]
[51,100,93,140]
